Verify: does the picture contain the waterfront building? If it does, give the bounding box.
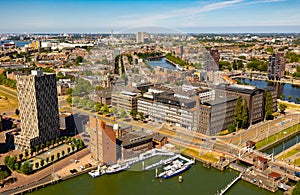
[14,70,60,150]
[88,116,116,164]
[176,45,184,57]
[216,84,265,125]
[117,131,167,160]
[268,53,286,81]
[264,86,277,113]
[198,96,237,135]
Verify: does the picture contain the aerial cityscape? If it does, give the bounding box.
[0,0,300,194]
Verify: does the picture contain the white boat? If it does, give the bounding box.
[106,163,130,174]
[159,164,191,179]
[88,165,106,178]
[88,169,102,178]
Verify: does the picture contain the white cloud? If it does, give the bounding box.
[114,0,243,27]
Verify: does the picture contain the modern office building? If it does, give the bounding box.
[88,116,116,164]
[198,96,237,135]
[111,90,138,113]
[14,70,60,150]
[268,53,286,81]
[138,91,198,131]
[136,32,144,43]
[216,84,265,125]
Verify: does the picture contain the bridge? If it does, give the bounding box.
[217,172,243,195]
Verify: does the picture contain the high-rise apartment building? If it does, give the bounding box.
[136,32,144,43]
[15,70,60,150]
[268,53,286,81]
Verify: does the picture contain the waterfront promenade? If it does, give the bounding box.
[0,148,91,195]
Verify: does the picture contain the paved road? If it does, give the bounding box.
[0,148,90,195]
[218,113,300,145]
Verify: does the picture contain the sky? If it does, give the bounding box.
[0,0,299,33]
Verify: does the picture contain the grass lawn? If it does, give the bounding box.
[182,147,220,164]
[255,123,300,150]
[278,146,300,160]
[0,91,18,113]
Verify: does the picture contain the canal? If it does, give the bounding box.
[30,163,282,195]
[148,57,176,70]
[236,78,300,103]
[264,134,300,155]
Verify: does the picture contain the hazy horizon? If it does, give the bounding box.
[0,0,299,33]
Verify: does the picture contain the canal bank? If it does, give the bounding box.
[29,161,282,195]
[235,78,300,103]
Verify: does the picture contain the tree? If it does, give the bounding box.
[51,140,55,147]
[241,99,248,128]
[8,156,16,170]
[18,153,23,161]
[120,109,127,118]
[139,112,145,120]
[67,147,71,154]
[62,150,65,156]
[30,148,34,156]
[46,141,50,149]
[232,60,237,70]
[130,109,138,118]
[57,152,60,159]
[40,144,45,151]
[35,145,40,153]
[265,92,273,120]
[4,156,10,165]
[296,97,300,103]
[102,104,109,114]
[46,157,49,163]
[66,96,72,105]
[279,103,287,113]
[75,56,83,65]
[20,162,32,174]
[238,60,243,69]
[94,102,101,112]
[280,94,285,100]
[15,109,19,116]
[227,124,236,133]
[14,163,19,171]
[111,107,118,115]
[55,137,60,144]
[234,96,243,128]
[24,150,29,159]
[66,88,73,95]
[35,162,39,169]
[40,159,45,167]
[288,96,292,101]
[51,155,54,162]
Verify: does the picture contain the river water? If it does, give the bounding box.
[30,163,281,195]
[236,78,300,103]
[2,40,30,47]
[148,57,176,70]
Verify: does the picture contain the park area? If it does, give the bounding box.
[0,85,18,116]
